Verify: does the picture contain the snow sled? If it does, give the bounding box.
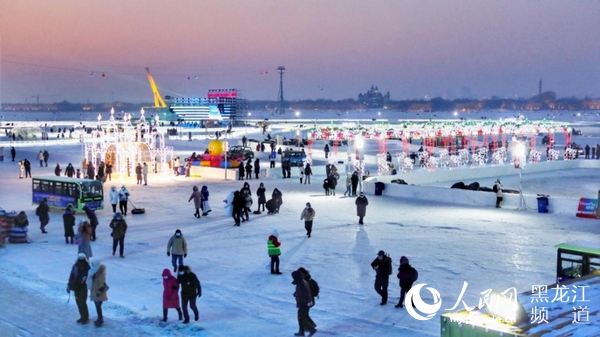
[467,182,480,191]
[253,210,262,215]
[129,200,146,214]
[451,182,466,189]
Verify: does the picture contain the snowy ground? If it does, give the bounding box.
[1,111,600,337]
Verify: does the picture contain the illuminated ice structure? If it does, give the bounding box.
[84,108,174,179]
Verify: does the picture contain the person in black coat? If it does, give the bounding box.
[271,188,283,213]
[256,182,267,212]
[10,146,16,162]
[395,256,418,308]
[238,162,245,180]
[245,159,253,180]
[63,205,76,244]
[232,191,245,226]
[254,158,260,179]
[177,265,202,324]
[83,205,99,241]
[24,159,31,178]
[304,163,312,184]
[54,163,62,176]
[65,163,75,177]
[355,192,368,225]
[292,269,316,336]
[36,197,50,233]
[351,171,359,196]
[87,162,95,180]
[370,250,392,305]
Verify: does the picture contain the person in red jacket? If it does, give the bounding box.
[161,269,183,322]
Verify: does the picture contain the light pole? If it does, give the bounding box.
[514,141,526,210]
[355,136,364,193]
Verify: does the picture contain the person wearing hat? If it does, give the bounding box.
[300,203,316,238]
[67,253,91,324]
[167,230,188,273]
[493,179,503,208]
[109,212,128,258]
[177,265,202,324]
[88,258,109,326]
[118,185,130,216]
[291,267,317,336]
[355,192,369,225]
[370,250,393,305]
[395,256,418,308]
[267,230,282,275]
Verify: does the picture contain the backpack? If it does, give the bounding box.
[412,268,419,282]
[308,278,320,299]
[68,264,88,291]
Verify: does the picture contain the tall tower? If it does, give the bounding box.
[277,66,286,115]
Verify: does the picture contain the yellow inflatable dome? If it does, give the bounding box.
[207,139,224,156]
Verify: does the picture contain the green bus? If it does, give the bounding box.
[32,176,104,211]
[555,240,600,283]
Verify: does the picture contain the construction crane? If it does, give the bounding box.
[145,67,167,108]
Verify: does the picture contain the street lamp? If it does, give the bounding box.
[514,141,527,210]
[355,136,365,193]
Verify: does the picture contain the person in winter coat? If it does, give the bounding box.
[63,204,76,244]
[77,221,93,258]
[15,211,29,228]
[188,186,204,218]
[142,162,149,185]
[105,163,113,181]
[322,178,330,196]
[118,185,130,216]
[234,160,243,180]
[272,188,283,213]
[87,162,95,181]
[10,146,16,162]
[54,163,62,176]
[303,163,312,185]
[38,151,44,167]
[36,197,50,233]
[371,250,393,305]
[298,166,304,184]
[88,259,108,326]
[494,179,503,208]
[241,185,252,222]
[109,186,119,213]
[135,163,143,184]
[167,229,188,272]
[355,192,369,225]
[269,150,277,169]
[245,159,253,180]
[254,158,260,179]
[292,268,317,336]
[232,190,246,226]
[43,150,49,167]
[18,160,25,179]
[65,163,75,177]
[22,158,32,178]
[109,212,127,257]
[177,265,202,324]
[327,174,337,196]
[67,253,91,324]
[395,256,418,308]
[256,182,267,212]
[200,186,212,216]
[344,173,352,197]
[324,144,330,159]
[97,162,105,182]
[267,230,282,274]
[162,269,183,322]
[300,203,316,238]
[351,171,359,196]
[83,205,99,241]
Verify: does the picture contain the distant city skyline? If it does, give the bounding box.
[1,1,599,104]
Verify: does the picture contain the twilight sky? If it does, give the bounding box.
[1,0,599,104]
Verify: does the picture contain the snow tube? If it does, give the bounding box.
[9,226,28,238]
[9,237,28,244]
[467,182,480,191]
[479,187,493,192]
[451,182,466,189]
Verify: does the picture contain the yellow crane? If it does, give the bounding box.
[145,67,167,108]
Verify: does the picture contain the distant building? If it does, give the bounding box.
[358,85,390,109]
